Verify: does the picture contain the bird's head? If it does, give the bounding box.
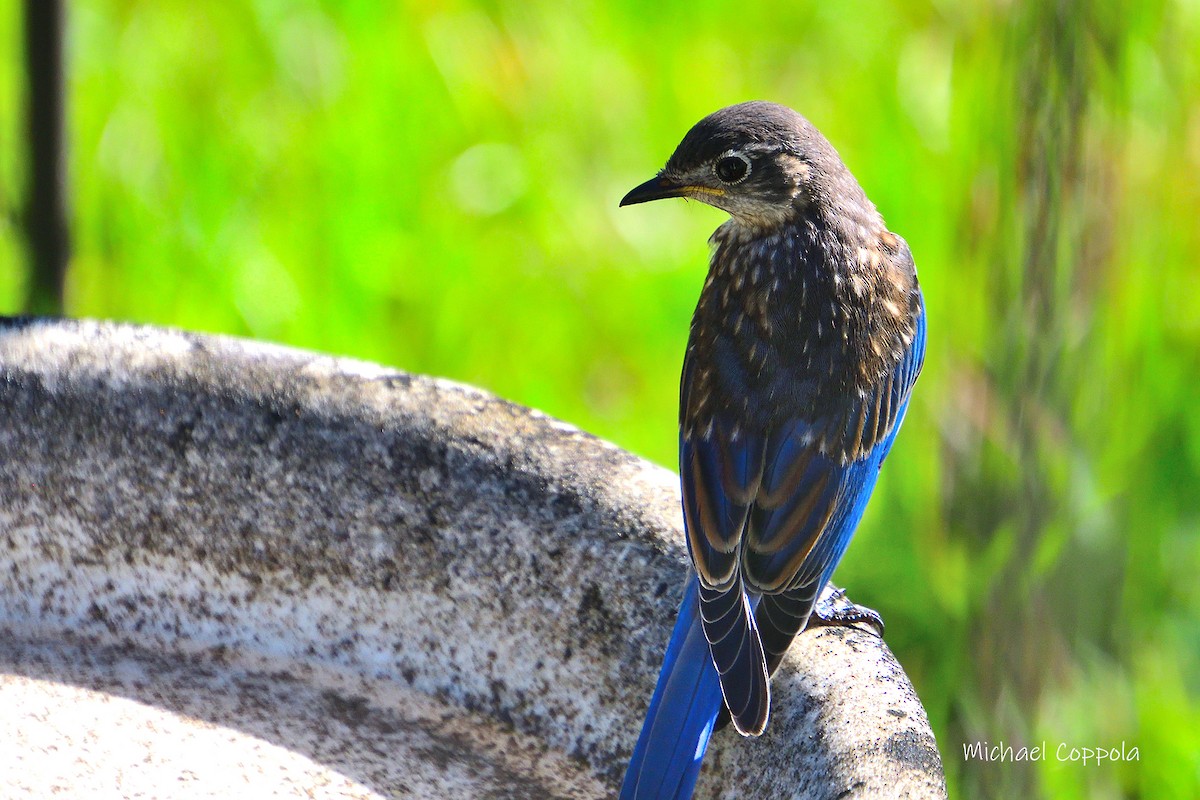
[621,101,860,230]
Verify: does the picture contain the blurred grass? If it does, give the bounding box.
[2,1,1199,797]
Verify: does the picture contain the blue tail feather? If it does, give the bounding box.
[620,579,724,800]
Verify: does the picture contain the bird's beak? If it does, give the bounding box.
[620,174,696,206]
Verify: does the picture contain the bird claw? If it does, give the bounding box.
[807,583,885,637]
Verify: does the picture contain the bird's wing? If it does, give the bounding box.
[678,420,763,589]
[679,354,771,735]
[747,299,926,672]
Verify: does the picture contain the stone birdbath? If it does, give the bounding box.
[0,318,945,798]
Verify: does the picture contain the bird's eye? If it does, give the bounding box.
[714,153,751,184]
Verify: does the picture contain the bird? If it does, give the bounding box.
[617,101,926,799]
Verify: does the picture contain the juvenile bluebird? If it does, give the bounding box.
[618,102,926,799]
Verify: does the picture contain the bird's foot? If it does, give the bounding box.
[807,583,885,637]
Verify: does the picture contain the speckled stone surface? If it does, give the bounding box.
[0,317,946,799]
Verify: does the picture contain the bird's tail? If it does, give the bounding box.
[620,579,724,800]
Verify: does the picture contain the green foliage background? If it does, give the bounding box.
[2,1,1198,797]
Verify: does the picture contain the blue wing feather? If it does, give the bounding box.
[679,422,763,588]
[679,423,771,735]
